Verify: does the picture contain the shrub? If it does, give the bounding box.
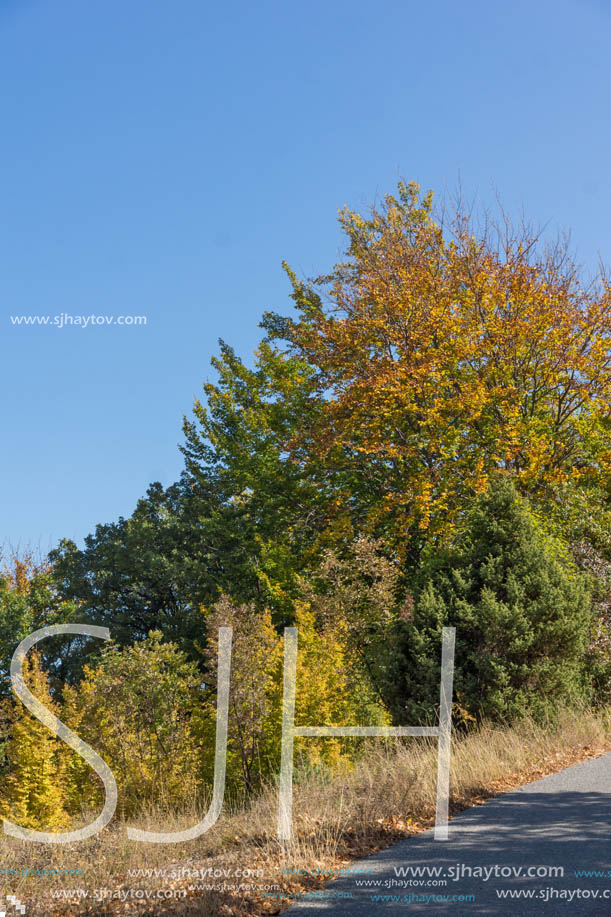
[62,631,204,815]
[0,651,69,830]
[203,593,390,796]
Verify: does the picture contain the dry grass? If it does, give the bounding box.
[2,707,610,916]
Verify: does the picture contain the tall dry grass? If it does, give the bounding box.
[1,707,610,915]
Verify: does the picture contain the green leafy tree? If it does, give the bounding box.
[0,552,78,697]
[49,478,265,677]
[182,338,333,621]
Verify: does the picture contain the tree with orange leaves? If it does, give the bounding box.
[269,182,611,562]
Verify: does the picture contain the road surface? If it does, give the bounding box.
[288,752,611,914]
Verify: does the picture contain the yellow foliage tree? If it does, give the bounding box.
[0,651,69,831]
[291,602,390,771]
[204,595,389,792]
[282,182,611,556]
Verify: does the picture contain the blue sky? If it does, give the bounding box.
[1,0,610,550]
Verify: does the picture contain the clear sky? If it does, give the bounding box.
[1,0,610,550]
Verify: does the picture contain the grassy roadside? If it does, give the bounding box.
[1,707,610,916]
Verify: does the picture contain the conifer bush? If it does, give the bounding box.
[393,477,595,723]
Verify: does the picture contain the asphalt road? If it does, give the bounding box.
[288,752,611,914]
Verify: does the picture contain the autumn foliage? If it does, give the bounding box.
[279,182,611,552]
[1,181,610,835]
